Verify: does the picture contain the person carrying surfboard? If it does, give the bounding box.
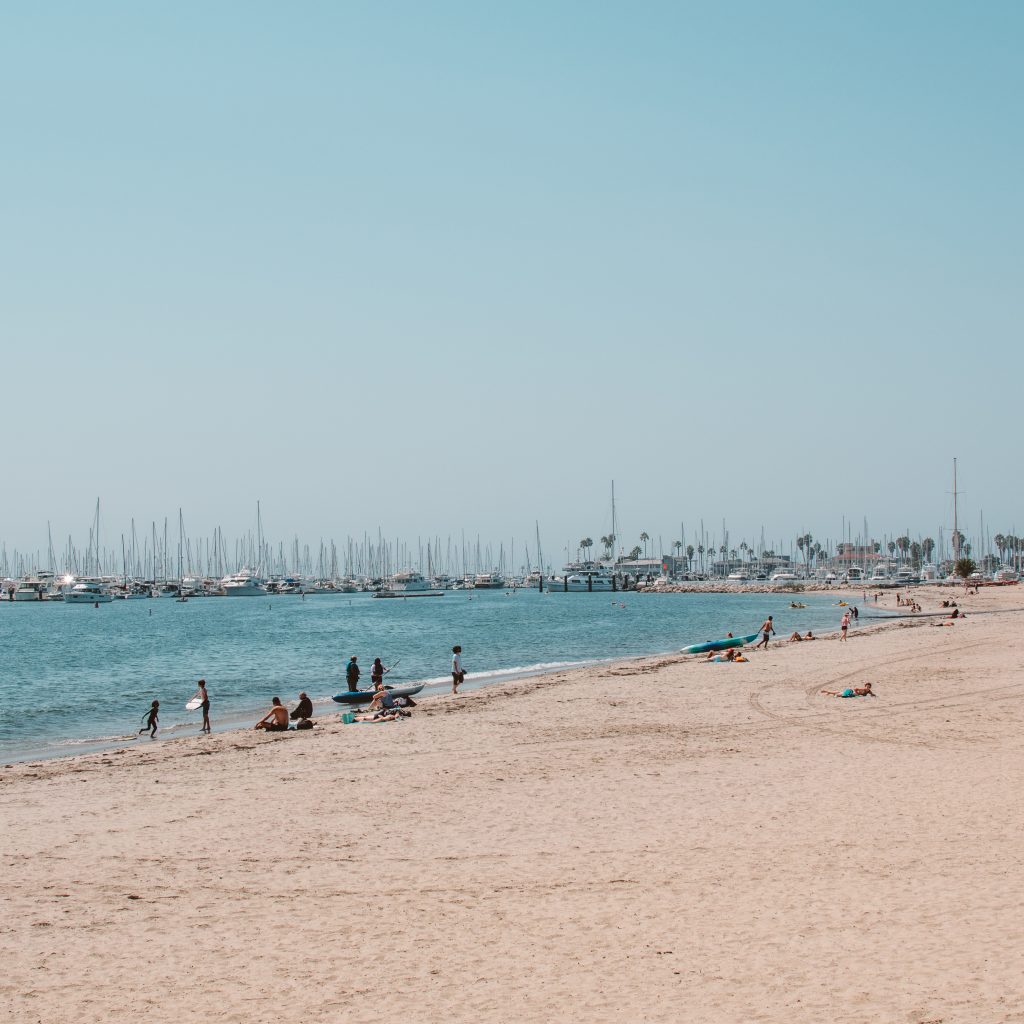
[196,679,210,733]
[754,616,775,649]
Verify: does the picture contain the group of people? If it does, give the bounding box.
[346,646,466,696]
[254,692,314,731]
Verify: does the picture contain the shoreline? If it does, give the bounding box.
[3,585,1022,1022]
[0,584,995,767]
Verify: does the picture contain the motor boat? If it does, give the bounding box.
[546,568,617,592]
[220,571,267,596]
[472,573,506,589]
[64,580,114,604]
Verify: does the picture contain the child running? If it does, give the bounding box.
[139,700,159,738]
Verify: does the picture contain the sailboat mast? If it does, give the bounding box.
[953,458,959,561]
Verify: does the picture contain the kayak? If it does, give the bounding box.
[332,684,425,705]
[680,632,759,655]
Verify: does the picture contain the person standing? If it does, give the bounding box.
[345,656,361,692]
[840,609,851,641]
[371,658,388,688]
[754,616,775,650]
[197,679,211,734]
[451,645,465,694]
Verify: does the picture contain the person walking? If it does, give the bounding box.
[345,656,361,692]
[840,609,851,641]
[754,616,775,650]
[197,679,211,734]
[451,645,465,694]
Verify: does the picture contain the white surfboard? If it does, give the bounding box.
[185,694,204,711]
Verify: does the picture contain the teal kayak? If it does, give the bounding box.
[680,632,759,655]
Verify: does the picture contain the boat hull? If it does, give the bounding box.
[332,684,425,704]
[681,632,759,655]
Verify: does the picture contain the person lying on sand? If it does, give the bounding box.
[706,648,738,662]
[821,683,875,698]
[255,697,290,731]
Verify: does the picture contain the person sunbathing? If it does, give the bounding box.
[255,697,290,731]
[706,648,738,662]
[789,631,803,641]
[821,682,875,698]
[804,631,816,640]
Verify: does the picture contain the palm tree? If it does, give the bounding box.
[697,544,705,572]
[797,536,805,567]
[686,544,695,571]
[628,545,642,560]
[910,541,922,567]
[673,540,683,566]
[640,532,650,558]
[995,533,1006,563]
[583,537,593,562]
[887,540,896,559]
[922,537,935,563]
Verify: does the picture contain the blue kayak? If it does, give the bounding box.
[332,684,424,705]
[680,632,759,655]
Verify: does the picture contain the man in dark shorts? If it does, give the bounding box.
[346,656,361,692]
[754,616,775,649]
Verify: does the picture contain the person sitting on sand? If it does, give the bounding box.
[821,682,875,698]
[789,631,803,641]
[290,692,313,722]
[255,697,289,731]
[804,631,816,640]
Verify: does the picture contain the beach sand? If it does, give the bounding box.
[3,586,1023,1023]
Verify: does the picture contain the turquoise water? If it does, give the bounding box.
[0,589,853,761]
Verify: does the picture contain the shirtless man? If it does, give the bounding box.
[754,616,775,649]
[255,697,289,731]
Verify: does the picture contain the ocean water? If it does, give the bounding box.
[0,589,855,762]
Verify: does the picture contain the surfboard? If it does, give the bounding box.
[680,632,760,655]
[185,694,204,711]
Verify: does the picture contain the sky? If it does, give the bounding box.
[2,1,1021,562]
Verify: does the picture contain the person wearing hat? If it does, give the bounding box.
[345,656,361,692]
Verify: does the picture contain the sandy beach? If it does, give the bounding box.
[3,586,1023,1023]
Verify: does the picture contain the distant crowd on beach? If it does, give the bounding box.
[136,645,469,739]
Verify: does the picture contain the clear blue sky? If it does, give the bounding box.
[2,2,1021,560]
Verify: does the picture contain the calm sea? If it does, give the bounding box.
[0,589,854,762]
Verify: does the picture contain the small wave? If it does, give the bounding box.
[413,659,598,688]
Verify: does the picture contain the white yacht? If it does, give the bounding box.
[13,576,48,601]
[995,567,1019,583]
[770,571,800,582]
[726,570,751,582]
[846,566,864,582]
[157,582,181,598]
[893,567,919,586]
[472,573,506,589]
[386,570,434,592]
[547,567,617,592]
[64,580,114,604]
[220,571,267,597]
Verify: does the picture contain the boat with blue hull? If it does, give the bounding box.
[332,684,425,705]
